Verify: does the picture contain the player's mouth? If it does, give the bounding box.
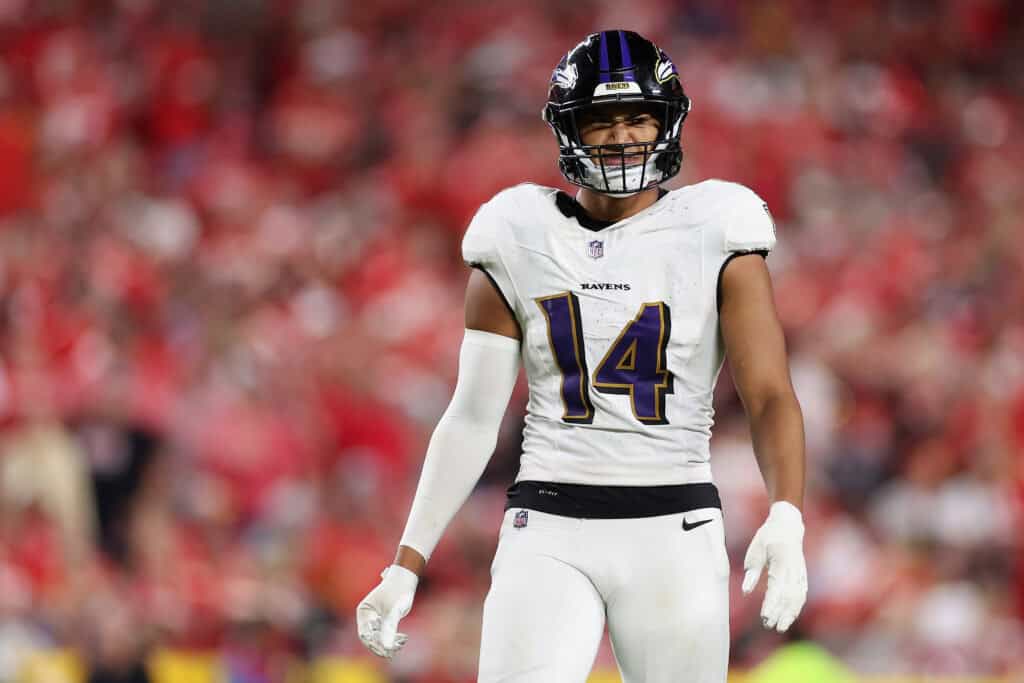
[593,150,647,168]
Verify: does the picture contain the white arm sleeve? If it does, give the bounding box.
[398,328,521,560]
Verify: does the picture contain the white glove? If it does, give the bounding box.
[356,565,419,658]
[742,501,808,633]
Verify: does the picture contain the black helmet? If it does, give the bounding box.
[543,31,691,196]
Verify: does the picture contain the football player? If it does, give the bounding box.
[357,30,807,683]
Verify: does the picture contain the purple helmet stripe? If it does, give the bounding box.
[618,31,636,81]
[598,31,611,83]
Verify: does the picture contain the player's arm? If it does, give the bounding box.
[720,254,805,509]
[392,268,521,574]
[356,269,521,658]
[720,253,808,633]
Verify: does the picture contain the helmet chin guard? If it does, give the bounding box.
[544,31,691,196]
[568,141,668,196]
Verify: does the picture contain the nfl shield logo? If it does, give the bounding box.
[588,240,604,259]
[513,510,529,529]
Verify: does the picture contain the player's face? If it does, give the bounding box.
[577,102,662,165]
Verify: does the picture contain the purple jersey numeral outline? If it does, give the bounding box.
[536,292,595,423]
[592,302,674,424]
[536,294,674,426]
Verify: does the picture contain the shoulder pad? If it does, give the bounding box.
[462,184,558,265]
[703,180,776,254]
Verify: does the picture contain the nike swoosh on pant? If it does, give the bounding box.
[682,518,713,531]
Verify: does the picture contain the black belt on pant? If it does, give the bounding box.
[505,480,721,519]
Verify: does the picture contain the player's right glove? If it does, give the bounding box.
[742,501,808,633]
[355,565,418,658]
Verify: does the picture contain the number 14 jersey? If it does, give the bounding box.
[462,180,776,487]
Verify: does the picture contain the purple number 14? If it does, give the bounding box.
[536,292,674,425]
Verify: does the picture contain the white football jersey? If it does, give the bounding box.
[462,180,776,486]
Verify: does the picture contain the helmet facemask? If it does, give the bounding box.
[546,97,689,196]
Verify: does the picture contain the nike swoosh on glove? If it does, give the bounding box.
[356,565,418,658]
[742,501,808,633]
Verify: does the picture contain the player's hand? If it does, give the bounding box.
[356,565,419,658]
[742,501,807,633]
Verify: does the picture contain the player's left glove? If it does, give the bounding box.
[742,501,807,633]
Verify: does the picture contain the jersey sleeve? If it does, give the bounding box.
[721,184,777,254]
[461,192,521,319]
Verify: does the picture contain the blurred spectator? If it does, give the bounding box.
[74,417,163,565]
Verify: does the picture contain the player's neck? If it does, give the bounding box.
[576,187,662,224]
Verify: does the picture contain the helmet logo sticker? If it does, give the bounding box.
[655,57,678,84]
[553,62,578,90]
[588,240,604,259]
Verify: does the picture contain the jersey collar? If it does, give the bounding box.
[555,188,669,232]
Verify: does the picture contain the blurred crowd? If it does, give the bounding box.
[0,0,1022,681]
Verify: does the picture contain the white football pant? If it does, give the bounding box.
[478,507,730,683]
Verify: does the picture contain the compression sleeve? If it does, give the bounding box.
[398,328,521,560]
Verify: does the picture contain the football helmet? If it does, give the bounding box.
[543,31,691,196]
